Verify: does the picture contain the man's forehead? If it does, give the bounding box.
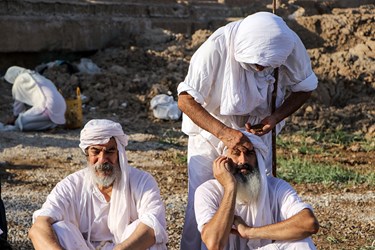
[89,138,117,149]
[228,145,255,153]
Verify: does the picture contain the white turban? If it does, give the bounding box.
[4,66,28,84]
[220,12,296,116]
[79,119,128,153]
[79,119,131,243]
[234,12,295,68]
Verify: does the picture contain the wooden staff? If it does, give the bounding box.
[273,0,277,14]
[272,68,279,177]
[271,0,278,177]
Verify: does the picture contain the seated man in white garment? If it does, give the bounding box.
[3,66,66,131]
[195,132,319,250]
[29,119,168,250]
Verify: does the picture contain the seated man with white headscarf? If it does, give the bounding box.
[2,66,66,131]
[29,119,168,250]
[194,132,319,250]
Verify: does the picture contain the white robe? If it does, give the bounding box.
[32,167,168,250]
[11,71,66,130]
[195,177,316,250]
[177,12,318,249]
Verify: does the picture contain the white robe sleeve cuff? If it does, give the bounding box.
[177,82,205,105]
[290,72,318,92]
[140,213,168,247]
[32,208,60,223]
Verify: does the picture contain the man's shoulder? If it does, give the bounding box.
[128,166,152,177]
[128,166,157,186]
[195,28,226,55]
[266,176,299,201]
[58,169,86,187]
[197,179,222,194]
[266,176,294,192]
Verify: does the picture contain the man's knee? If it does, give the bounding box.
[52,221,88,249]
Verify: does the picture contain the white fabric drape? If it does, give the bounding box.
[221,12,295,116]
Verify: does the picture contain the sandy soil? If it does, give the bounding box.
[0,2,374,249]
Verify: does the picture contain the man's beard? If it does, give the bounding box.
[88,162,121,187]
[233,163,261,205]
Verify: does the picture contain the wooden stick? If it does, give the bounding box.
[271,0,278,177]
[273,0,277,14]
[272,68,279,177]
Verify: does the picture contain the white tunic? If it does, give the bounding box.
[33,167,167,249]
[195,177,316,250]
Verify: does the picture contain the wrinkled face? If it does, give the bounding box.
[226,146,261,204]
[86,138,121,187]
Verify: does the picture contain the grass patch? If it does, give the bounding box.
[277,157,375,185]
[158,129,186,147]
[279,130,374,151]
[169,151,188,165]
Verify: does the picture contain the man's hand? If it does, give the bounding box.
[219,127,253,152]
[245,115,277,136]
[232,215,251,238]
[201,156,238,250]
[213,156,236,189]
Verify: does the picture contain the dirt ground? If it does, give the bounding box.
[0,2,374,250]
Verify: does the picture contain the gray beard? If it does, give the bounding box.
[87,162,121,187]
[235,167,261,205]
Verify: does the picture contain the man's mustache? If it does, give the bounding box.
[95,162,114,172]
[230,163,254,175]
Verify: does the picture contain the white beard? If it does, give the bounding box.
[87,162,121,187]
[235,169,261,205]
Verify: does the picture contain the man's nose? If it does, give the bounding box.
[97,151,109,164]
[237,152,246,164]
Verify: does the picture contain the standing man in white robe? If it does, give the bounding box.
[177,12,318,249]
[195,132,319,250]
[3,66,66,131]
[29,119,168,250]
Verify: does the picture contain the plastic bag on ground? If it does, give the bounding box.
[77,58,101,74]
[150,94,181,120]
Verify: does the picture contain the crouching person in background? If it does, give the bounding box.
[195,131,319,250]
[29,119,168,250]
[3,66,66,131]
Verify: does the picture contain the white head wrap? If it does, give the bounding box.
[4,66,28,84]
[220,12,296,116]
[79,119,131,243]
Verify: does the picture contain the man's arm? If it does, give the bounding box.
[178,92,253,150]
[114,222,155,250]
[234,208,319,241]
[201,156,237,250]
[247,91,312,135]
[28,216,63,250]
